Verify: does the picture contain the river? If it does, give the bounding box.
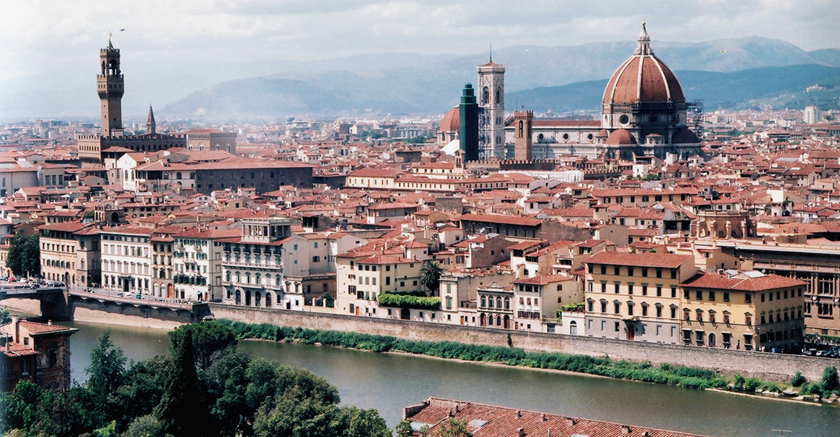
[61,321,838,437]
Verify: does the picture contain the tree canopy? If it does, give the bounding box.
[419,259,444,293]
[5,234,39,278]
[0,320,392,437]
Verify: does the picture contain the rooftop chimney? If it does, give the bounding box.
[517,428,526,437]
[622,425,632,434]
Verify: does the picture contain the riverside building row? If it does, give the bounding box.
[34,215,806,352]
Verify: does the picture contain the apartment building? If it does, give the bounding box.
[172,227,239,302]
[512,273,579,332]
[335,243,427,318]
[584,251,696,343]
[38,222,87,286]
[680,270,806,351]
[99,226,154,296]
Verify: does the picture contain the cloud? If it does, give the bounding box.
[0,0,836,118]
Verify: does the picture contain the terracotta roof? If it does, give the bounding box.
[405,397,713,437]
[18,320,78,335]
[513,274,571,285]
[439,107,459,132]
[585,251,692,268]
[602,26,685,106]
[681,272,806,291]
[459,213,541,227]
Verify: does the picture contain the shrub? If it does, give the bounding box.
[733,373,745,390]
[790,371,806,387]
[761,383,781,393]
[800,382,823,397]
[377,293,440,310]
[819,366,839,392]
[744,378,762,392]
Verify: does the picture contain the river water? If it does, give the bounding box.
[61,321,838,437]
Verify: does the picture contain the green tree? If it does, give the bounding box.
[820,366,839,392]
[396,420,414,437]
[419,260,444,293]
[168,320,237,370]
[790,371,806,387]
[113,355,170,432]
[0,306,10,325]
[86,330,126,416]
[431,418,473,437]
[6,233,40,277]
[0,380,42,432]
[154,329,212,436]
[121,415,163,437]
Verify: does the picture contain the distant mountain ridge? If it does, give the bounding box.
[163,37,840,120]
[508,64,840,113]
[6,36,837,121]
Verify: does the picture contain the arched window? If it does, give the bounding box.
[496,297,502,308]
[176,172,182,180]
[487,297,493,308]
[481,296,486,307]
[518,120,523,136]
[569,321,578,335]
[482,87,489,105]
[504,297,510,310]
[495,87,501,104]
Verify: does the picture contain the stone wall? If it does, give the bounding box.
[209,304,836,382]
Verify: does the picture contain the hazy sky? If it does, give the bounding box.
[1,0,838,119]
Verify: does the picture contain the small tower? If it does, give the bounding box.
[458,84,479,162]
[513,111,533,161]
[477,55,505,160]
[97,38,124,137]
[146,105,156,134]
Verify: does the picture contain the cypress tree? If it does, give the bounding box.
[154,329,212,436]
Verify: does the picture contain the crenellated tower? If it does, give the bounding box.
[97,39,124,137]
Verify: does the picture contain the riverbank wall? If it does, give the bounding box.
[209,304,836,382]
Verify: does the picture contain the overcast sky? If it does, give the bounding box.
[1,0,838,118]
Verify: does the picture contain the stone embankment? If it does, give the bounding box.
[210,304,836,382]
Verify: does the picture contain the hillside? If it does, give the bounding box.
[156,38,840,120]
[507,64,840,113]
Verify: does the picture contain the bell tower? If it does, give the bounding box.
[97,38,124,137]
[477,55,505,160]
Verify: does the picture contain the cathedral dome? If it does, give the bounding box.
[671,127,701,144]
[602,22,684,106]
[439,106,459,133]
[605,128,637,145]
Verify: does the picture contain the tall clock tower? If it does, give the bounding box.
[97,39,124,137]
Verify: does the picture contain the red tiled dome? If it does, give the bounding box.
[439,106,459,132]
[605,129,637,145]
[672,128,701,144]
[602,23,684,106]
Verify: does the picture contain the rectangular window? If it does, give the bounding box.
[627,267,634,276]
[723,292,730,302]
[671,286,677,298]
[745,293,752,304]
[641,285,647,296]
[656,286,662,297]
[615,322,620,332]
[614,266,621,275]
[614,282,620,293]
[642,268,648,277]
[709,291,715,302]
[671,269,677,279]
[695,290,702,300]
[656,306,662,318]
[656,269,662,278]
[627,283,634,295]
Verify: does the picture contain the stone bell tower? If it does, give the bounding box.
[97,38,124,137]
